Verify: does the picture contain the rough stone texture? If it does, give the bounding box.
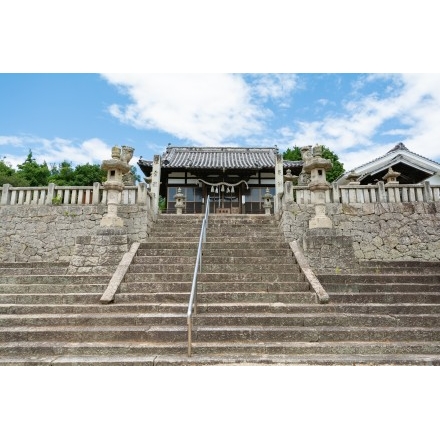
[0,205,154,266]
[280,202,440,270]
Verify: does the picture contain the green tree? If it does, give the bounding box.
[16,150,51,186]
[72,163,106,186]
[49,162,106,186]
[0,158,29,186]
[283,145,345,183]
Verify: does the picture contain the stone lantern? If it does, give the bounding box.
[100,146,132,227]
[283,169,298,184]
[383,167,400,185]
[174,187,186,215]
[302,144,333,229]
[262,188,273,215]
[346,171,361,185]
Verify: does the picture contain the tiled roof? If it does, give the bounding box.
[162,147,277,169]
[138,147,303,170]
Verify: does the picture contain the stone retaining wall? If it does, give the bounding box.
[0,204,155,264]
[280,202,440,267]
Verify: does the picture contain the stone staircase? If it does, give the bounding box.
[314,260,440,364]
[1,215,440,365]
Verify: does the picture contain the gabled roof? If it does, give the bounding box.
[138,146,303,174]
[336,143,440,185]
[161,146,278,169]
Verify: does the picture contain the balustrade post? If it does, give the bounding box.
[46,183,55,205]
[332,181,340,203]
[137,182,148,205]
[1,184,11,205]
[423,181,432,202]
[378,181,387,203]
[92,182,101,204]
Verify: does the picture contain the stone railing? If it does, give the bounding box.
[289,181,440,205]
[0,182,153,208]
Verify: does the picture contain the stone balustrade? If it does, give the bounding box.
[0,182,152,208]
[288,181,440,205]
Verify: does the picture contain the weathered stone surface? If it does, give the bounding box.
[280,202,440,269]
[0,205,154,264]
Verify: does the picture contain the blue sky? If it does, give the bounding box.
[1,73,440,177]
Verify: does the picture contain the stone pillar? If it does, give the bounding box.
[282,169,298,210]
[274,153,284,215]
[1,184,11,205]
[100,146,131,228]
[174,187,186,215]
[151,155,161,216]
[262,188,273,215]
[302,145,332,229]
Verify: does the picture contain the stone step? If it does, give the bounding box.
[202,256,293,265]
[11,311,428,328]
[0,275,111,285]
[127,263,300,274]
[0,284,107,294]
[193,313,440,327]
[119,281,310,293]
[204,242,290,250]
[0,313,187,327]
[319,274,440,284]
[329,292,440,304]
[136,249,198,257]
[4,302,440,316]
[131,256,197,265]
[139,242,198,250]
[2,340,440,359]
[0,293,102,304]
[154,236,281,243]
[202,249,293,258]
[3,325,440,344]
[128,264,195,273]
[0,326,189,342]
[0,303,188,315]
[2,353,439,366]
[123,272,303,283]
[115,291,316,304]
[188,326,440,343]
[324,283,440,293]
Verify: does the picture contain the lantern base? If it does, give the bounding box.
[100,215,124,228]
[309,215,333,229]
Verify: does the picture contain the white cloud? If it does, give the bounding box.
[249,74,298,102]
[102,74,302,146]
[0,136,112,169]
[288,74,440,171]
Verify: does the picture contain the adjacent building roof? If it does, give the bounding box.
[336,143,440,185]
[138,146,303,175]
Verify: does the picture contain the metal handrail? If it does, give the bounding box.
[187,195,210,356]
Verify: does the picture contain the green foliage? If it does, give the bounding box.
[282,145,345,183]
[52,195,63,205]
[49,161,106,186]
[16,151,51,186]
[159,196,166,212]
[0,158,30,186]
[283,146,302,161]
[1,151,106,187]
